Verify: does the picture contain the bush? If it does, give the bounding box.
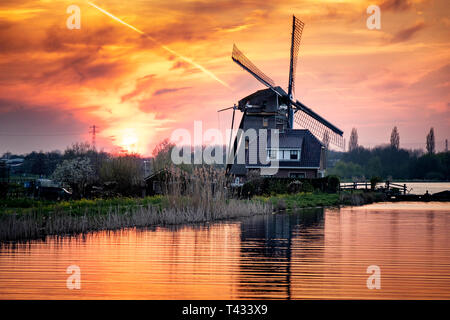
[241,176,336,197]
[425,171,444,181]
[99,154,143,196]
[52,157,95,198]
[287,181,302,194]
[370,176,382,190]
[241,180,256,198]
[326,175,340,192]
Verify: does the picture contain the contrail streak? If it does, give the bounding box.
[87,1,231,89]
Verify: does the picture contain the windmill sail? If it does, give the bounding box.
[288,16,305,98]
[230,15,344,151]
[232,44,275,89]
[292,100,344,148]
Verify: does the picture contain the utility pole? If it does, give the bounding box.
[89,125,98,150]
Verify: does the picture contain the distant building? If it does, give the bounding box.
[0,157,24,175]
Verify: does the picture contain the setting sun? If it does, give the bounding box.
[120,128,139,154]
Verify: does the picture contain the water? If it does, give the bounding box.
[401,182,449,194]
[0,202,449,299]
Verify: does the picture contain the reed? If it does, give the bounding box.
[0,167,272,242]
[0,200,271,242]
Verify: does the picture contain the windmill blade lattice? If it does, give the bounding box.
[288,16,305,97]
[294,111,344,149]
[229,15,345,151]
[232,44,276,88]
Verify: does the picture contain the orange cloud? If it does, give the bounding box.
[0,0,449,155]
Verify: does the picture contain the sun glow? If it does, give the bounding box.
[120,129,139,154]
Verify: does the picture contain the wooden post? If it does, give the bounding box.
[403,184,406,195]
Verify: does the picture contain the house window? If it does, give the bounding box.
[266,149,301,161]
[290,150,299,160]
[263,117,268,127]
[267,149,277,160]
[290,172,305,178]
[245,138,249,150]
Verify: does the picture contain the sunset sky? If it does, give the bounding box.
[0,0,449,155]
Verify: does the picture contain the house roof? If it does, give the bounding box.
[144,168,168,181]
[268,129,323,168]
[276,133,304,148]
[229,128,323,173]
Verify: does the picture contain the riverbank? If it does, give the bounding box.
[0,191,385,242]
[0,196,272,242]
[257,191,386,211]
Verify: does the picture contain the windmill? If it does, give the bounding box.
[220,16,344,175]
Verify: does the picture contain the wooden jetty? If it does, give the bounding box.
[339,181,449,202]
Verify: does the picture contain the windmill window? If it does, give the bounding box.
[290,150,299,160]
[263,117,268,127]
[245,138,249,150]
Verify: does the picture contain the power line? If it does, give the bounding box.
[89,125,99,149]
[0,132,84,136]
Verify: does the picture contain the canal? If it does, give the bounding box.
[0,202,449,299]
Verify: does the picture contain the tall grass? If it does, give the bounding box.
[255,192,341,211]
[0,166,272,242]
[165,166,230,219]
[0,199,270,242]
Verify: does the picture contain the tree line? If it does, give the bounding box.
[2,142,147,198]
[328,127,449,181]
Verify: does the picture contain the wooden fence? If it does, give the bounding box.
[340,181,408,195]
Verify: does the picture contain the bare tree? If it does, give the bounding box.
[390,126,400,150]
[152,138,175,172]
[348,128,358,152]
[100,154,143,195]
[426,127,435,154]
[445,139,448,152]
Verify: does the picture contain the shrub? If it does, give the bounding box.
[370,176,382,190]
[99,154,143,196]
[326,175,340,192]
[287,181,302,194]
[52,157,95,198]
[241,177,334,197]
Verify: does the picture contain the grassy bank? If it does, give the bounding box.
[0,196,271,242]
[0,190,386,242]
[255,192,340,211]
[254,191,386,212]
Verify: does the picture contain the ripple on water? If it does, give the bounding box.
[0,202,449,299]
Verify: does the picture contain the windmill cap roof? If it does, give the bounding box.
[238,86,288,106]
